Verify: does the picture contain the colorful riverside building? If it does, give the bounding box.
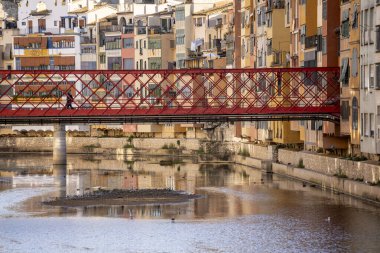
[13,0,82,106]
[238,0,301,145]
[0,0,18,71]
[286,0,346,153]
[360,0,380,159]
[340,0,361,156]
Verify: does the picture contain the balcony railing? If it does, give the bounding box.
[102,25,121,33]
[137,27,147,35]
[122,26,134,34]
[81,37,96,44]
[305,35,318,49]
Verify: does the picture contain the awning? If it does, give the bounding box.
[54,56,75,66]
[339,58,348,82]
[52,36,75,42]
[20,57,49,67]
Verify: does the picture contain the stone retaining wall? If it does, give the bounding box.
[0,137,201,153]
[278,149,380,183]
[273,163,380,203]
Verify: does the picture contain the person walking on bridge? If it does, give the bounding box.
[66,91,74,109]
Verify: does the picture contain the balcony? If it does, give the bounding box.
[103,25,121,33]
[81,36,96,44]
[105,41,121,50]
[137,27,147,35]
[305,35,318,49]
[122,26,134,34]
[118,3,133,13]
[266,0,285,11]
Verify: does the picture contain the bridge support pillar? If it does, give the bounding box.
[53,124,67,165]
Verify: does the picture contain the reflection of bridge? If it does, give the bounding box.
[0,68,340,124]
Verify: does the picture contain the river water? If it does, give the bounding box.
[0,153,380,253]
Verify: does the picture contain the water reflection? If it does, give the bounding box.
[1,153,380,252]
[0,153,379,221]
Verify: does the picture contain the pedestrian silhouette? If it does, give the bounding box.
[66,91,74,109]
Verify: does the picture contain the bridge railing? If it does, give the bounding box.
[0,68,340,122]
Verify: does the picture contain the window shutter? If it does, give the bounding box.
[376,64,380,89]
[351,48,358,77]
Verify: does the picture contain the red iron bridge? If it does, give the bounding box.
[0,68,340,124]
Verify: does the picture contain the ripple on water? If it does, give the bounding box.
[0,215,353,253]
[0,187,55,217]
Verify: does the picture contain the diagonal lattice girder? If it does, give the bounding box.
[0,68,340,124]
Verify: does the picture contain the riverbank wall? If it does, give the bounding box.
[0,136,201,154]
[230,143,380,204]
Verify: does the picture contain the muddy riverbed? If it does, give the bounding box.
[44,188,201,207]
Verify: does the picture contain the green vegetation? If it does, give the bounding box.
[343,155,367,161]
[334,167,348,178]
[83,143,101,149]
[238,148,250,157]
[123,144,134,149]
[162,143,177,149]
[298,158,305,168]
[197,146,205,154]
[82,143,101,153]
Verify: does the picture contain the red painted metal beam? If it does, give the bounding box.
[0,68,340,124]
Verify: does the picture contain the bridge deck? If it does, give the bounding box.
[0,68,340,124]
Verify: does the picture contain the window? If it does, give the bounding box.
[376,64,380,89]
[352,97,358,130]
[300,25,306,44]
[81,61,96,70]
[369,8,374,44]
[351,48,358,77]
[176,36,184,45]
[148,57,161,70]
[266,12,272,27]
[107,57,122,70]
[341,101,350,121]
[123,38,133,48]
[123,58,134,70]
[339,58,349,86]
[148,39,161,49]
[267,39,272,55]
[105,36,121,50]
[176,29,185,45]
[341,20,349,38]
[376,26,380,52]
[176,8,185,21]
[125,86,134,98]
[352,6,358,29]
[370,113,375,137]
[99,54,106,64]
[322,0,327,20]
[370,64,375,88]
[322,37,327,54]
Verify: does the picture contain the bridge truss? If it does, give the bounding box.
[0,68,340,124]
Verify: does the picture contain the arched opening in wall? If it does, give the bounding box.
[119,17,127,31]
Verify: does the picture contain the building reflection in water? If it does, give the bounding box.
[3,153,357,221]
